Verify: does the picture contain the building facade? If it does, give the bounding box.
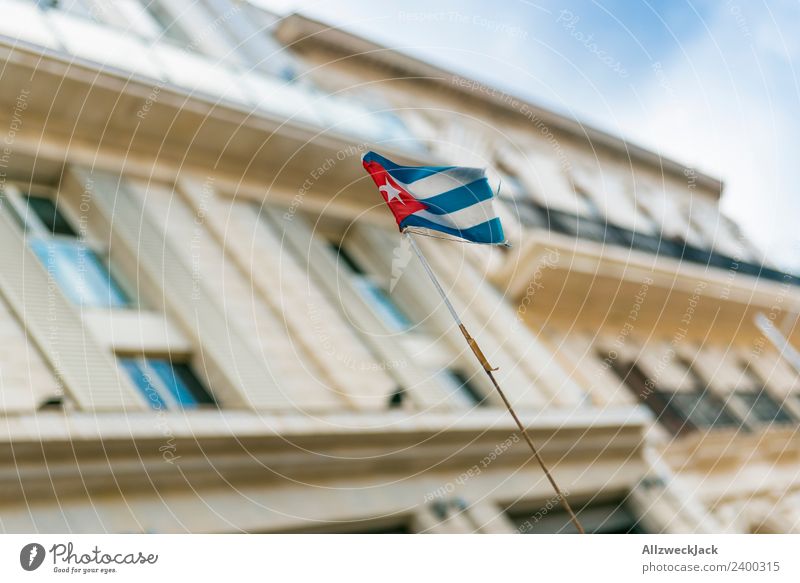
[0,0,797,533]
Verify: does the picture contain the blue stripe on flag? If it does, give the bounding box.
[363,151,454,184]
[417,178,494,215]
[400,215,505,245]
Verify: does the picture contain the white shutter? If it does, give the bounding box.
[345,224,506,408]
[0,192,145,411]
[421,232,587,406]
[399,110,438,143]
[156,0,239,60]
[168,178,344,410]
[85,0,163,38]
[745,347,800,398]
[79,169,297,410]
[636,180,705,245]
[433,120,491,166]
[635,343,695,391]
[676,344,750,393]
[387,229,581,407]
[515,150,591,216]
[594,333,640,363]
[263,208,458,410]
[0,292,62,412]
[177,177,393,411]
[683,197,753,259]
[552,332,635,406]
[570,162,655,233]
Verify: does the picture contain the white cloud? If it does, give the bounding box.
[615,2,800,270]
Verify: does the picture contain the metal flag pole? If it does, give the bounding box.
[404,230,586,534]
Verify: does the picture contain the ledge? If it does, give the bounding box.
[0,405,649,443]
[0,37,431,196]
[497,230,800,343]
[0,407,648,501]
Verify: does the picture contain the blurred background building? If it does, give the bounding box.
[0,0,798,533]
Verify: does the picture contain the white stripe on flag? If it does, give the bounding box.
[411,199,498,230]
[395,167,487,200]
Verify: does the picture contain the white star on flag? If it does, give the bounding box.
[379,180,404,204]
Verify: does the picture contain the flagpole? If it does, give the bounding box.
[404,231,586,534]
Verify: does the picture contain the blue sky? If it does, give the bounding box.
[255,0,800,270]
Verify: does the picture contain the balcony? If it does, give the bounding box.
[493,199,800,343]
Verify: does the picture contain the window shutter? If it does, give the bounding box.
[78,169,296,411]
[676,344,751,393]
[551,332,635,406]
[0,292,62,412]
[635,343,695,392]
[399,110,438,143]
[351,224,578,408]
[0,190,145,411]
[433,120,491,166]
[746,347,800,398]
[636,180,705,245]
[689,198,754,260]
[570,163,655,233]
[177,177,393,411]
[421,234,588,406]
[155,0,239,60]
[262,208,458,410]
[515,150,592,216]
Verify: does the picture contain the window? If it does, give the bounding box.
[331,244,413,332]
[36,0,93,19]
[489,160,526,201]
[729,362,796,427]
[667,390,741,430]
[25,195,78,236]
[547,208,622,245]
[388,386,406,408]
[9,192,133,309]
[437,369,486,407]
[507,496,645,534]
[499,197,549,230]
[350,278,413,332]
[614,360,741,436]
[142,2,193,46]
[120,357,215,410]
[735,390,795,426]
[29,239,130,308]
[328,239,488,410]
[573,186,604,220]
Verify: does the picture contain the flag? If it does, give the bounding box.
[361,151,506,245]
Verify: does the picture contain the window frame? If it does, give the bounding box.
[506,494,646,534]
[436,369,487,408]
[4,185,137,309]
[330,243,415,333]
[733,389,796,426]
[119,355,216,410]
[327,237,491,409]
[614,359,743,436]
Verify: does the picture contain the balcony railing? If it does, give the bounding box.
[507,198,800,287]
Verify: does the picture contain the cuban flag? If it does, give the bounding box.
[362,151,506,245]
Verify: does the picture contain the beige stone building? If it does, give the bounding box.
[0,0,797,533]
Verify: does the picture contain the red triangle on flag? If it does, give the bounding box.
[363,159,427,226]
